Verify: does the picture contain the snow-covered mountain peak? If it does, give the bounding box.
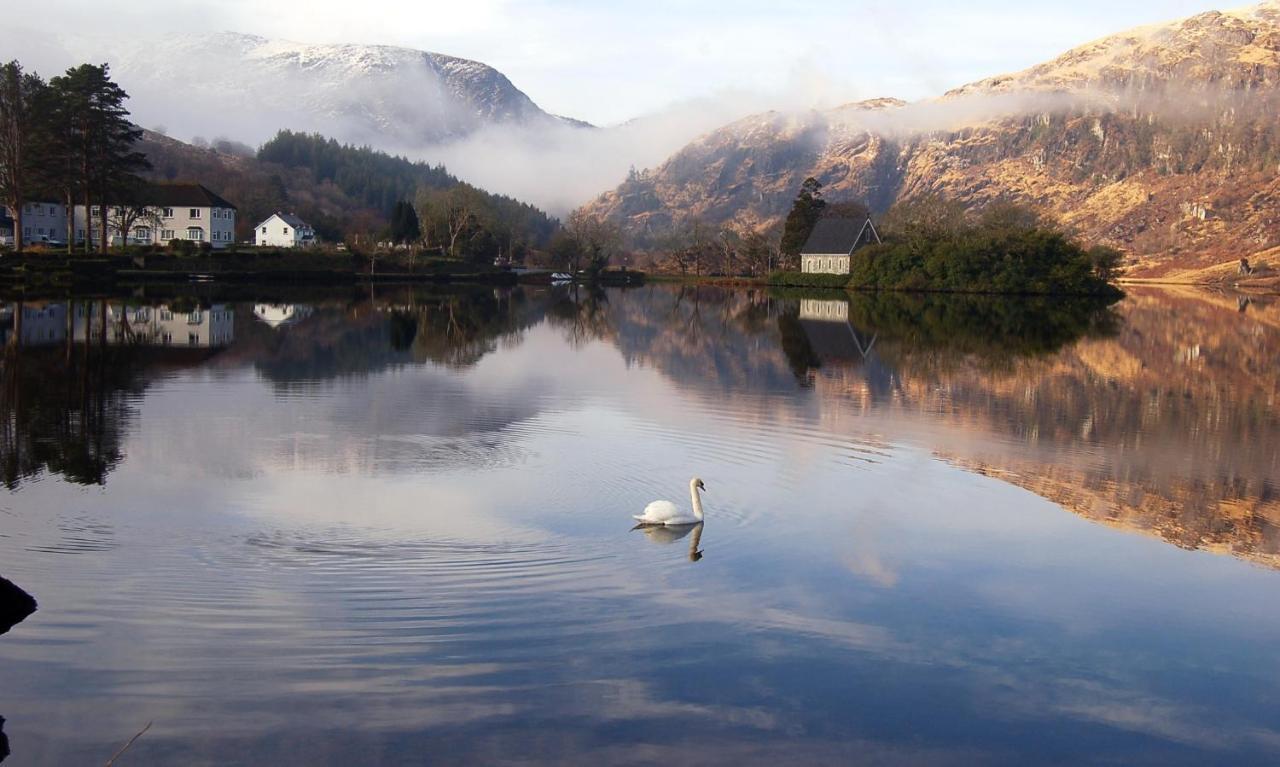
[103,32,578,147]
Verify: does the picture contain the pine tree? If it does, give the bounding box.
[780,177,827,257]
[50,64,148,252]
[0,61,49,251]
[33,74,82,253]
[389,200,420,244]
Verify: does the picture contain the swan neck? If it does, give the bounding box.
[691,484,705,520]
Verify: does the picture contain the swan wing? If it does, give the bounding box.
[634,500,698,525]
[635,500,680,524]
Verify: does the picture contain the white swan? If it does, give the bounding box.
[633,477,706,526]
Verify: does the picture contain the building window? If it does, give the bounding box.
[189,208,201,219]
[283,227,289,235]
[162,208,173,218]
[133,226,151,241]
[187,227,204,241]
[260,227,267,234]
[161,229,174,241]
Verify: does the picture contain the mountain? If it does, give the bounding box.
[106,32,585,148]
[582,2,1280,278]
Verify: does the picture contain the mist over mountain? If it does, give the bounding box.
[583,1,1280,277]
[12,29,803,216]
[98,32,583,146]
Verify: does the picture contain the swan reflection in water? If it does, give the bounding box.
[633,521,705,562]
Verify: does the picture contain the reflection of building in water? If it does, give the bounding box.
[253,304,313,328]
[1,302,234,348]
[798,299,877,362]
[104,305,235,347]
[4,304,69,346]
[799,299,849,322]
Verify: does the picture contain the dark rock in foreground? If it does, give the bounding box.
[0,577,37,637]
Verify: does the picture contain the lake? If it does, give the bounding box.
[1,284,1278,765]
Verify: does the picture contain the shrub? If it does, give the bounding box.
[847,210,1123,296]
[767,271,849,289]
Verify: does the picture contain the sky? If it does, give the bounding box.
[22,0,1236,125]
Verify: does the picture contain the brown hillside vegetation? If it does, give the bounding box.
[582,2,1280,279]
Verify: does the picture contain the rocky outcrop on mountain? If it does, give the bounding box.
[583,2,1280,277]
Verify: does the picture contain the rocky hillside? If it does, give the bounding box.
[109,33,583,148]
[583,2,1280,278]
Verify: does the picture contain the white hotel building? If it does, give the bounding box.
[2,183,237,250]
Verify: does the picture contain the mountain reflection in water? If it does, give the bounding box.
[1,286,1274,561]
[1,284,1278,765]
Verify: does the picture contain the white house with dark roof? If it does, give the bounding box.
[255,213,316,248]
[799,217,882,275]
[1,183,238,250]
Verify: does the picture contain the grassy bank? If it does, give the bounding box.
[0,247,519,289]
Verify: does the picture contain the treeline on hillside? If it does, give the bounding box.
[258,130,456,213]
[142,132,351,243]
[258,131,559,259]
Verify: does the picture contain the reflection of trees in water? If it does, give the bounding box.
[0,302,144,489]
[547,284,614,348]
[407,288,532,368]
[780,289,1280,568]
[599,286,799,393]
[777,291,1120,383]
[251,287,546,383]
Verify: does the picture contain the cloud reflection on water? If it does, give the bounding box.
[2,285,1279,764]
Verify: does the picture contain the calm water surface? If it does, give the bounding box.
[0,285,1278,765]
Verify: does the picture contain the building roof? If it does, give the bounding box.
[147,183,238,210]
[800,217,880,256]
[798,318,876,362]
[258,212,312,229]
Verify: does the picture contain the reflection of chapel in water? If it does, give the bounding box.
[797,299,878,362]
[252,304,313,328]
[791,298,897,397]
[1,302,235,348]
